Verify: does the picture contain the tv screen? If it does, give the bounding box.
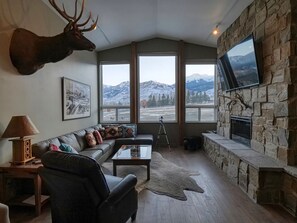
[218,35,260,91]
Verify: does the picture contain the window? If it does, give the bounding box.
[138,55,177,122]
[185,64,216,122]
[100,63,130,123]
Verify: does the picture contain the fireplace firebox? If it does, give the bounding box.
[230,116,251,147]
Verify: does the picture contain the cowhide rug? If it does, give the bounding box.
[102,152,204,201]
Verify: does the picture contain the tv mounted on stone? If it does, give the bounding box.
[217,34,260,91]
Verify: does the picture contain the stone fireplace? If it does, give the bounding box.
[203,0,297,216]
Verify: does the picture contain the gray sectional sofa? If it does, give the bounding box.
[32,124,153,164]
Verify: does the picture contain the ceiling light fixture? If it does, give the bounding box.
[212,25,219,36]
[210,0,240,38]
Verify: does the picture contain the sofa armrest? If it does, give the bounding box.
[105,174,137,204]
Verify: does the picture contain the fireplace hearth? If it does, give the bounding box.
[230,116,251,147]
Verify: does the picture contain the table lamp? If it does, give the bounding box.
[2,115,39,165]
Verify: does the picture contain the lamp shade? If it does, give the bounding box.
[1,115,39,139]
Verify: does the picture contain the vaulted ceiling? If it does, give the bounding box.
[43,0,253,51]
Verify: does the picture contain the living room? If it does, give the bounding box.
[0,0,297,222]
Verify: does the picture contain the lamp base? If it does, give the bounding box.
[10,138,35,165]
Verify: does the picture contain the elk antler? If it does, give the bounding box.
[48,0,98,32]
[219,93,251,110]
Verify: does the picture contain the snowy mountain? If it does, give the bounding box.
[186,73,214,82]
[140,81,175,101]
[103,74,214,105]
[186,73,214,93]
[228,52,256,70]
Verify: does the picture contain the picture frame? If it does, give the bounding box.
[62,77,91,120]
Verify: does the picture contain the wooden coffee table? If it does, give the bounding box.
[112,145,152,180]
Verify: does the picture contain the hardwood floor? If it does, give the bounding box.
[9,147,296,223]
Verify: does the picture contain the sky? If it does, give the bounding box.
[186,64,215,77]
[102,64,130,86]
[102,56,215,86]
[227,38,254,57]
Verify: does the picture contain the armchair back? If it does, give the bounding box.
[39,151,138,223]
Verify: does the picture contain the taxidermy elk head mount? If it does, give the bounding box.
[9,0,98,75]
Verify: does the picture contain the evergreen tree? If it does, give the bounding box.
[186,89,190,104]
[198,91,203,103]
[147,94,153,107]
[203,91,210,102]
[166,95,170,105]
[151,95,157,107]
[171,95,175,105]
[161,93,166,106]
[158,94,161,106]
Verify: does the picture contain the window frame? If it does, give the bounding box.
[99,61,131,123]
[137,53,178,123]
[184,61,217,123]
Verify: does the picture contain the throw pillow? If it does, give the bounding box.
[120,124,137,138]
[85,132,97,147]
[59,143,78,154]
[99,128,106,139]
[49,143,61,151]
[104,126,123,139]
[93,130,103,144]
[123,126,135,138]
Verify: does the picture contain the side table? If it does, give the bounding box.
[0,160,49,216]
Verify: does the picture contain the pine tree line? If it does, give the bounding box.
[143,90,210,108]
[146,93,175,107]
[185,90,210,104]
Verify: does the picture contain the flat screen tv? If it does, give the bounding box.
[218,34,260,91]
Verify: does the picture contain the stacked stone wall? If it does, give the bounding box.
[217,0,297,165]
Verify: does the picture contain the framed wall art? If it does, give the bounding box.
[62,77,91,120]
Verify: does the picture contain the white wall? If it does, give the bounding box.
[0,0,98,164]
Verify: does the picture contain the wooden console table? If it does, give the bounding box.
[0,160,49,216]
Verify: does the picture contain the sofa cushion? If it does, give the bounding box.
[85,127,96,133]
[85,132,97,147]
[115,134,153,146]
[134,134,154,144]
[58,133,81,152]
[73,129,87,151]
[85,143,111,154]
[97,144,111,154]
[93,124,103,131]
[49,138,61,147]
[101,139,116,148]
[79,149,104,163]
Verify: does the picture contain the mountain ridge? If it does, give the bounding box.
[103,74,214,105]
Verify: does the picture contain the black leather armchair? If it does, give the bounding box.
[38,151,138,223]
